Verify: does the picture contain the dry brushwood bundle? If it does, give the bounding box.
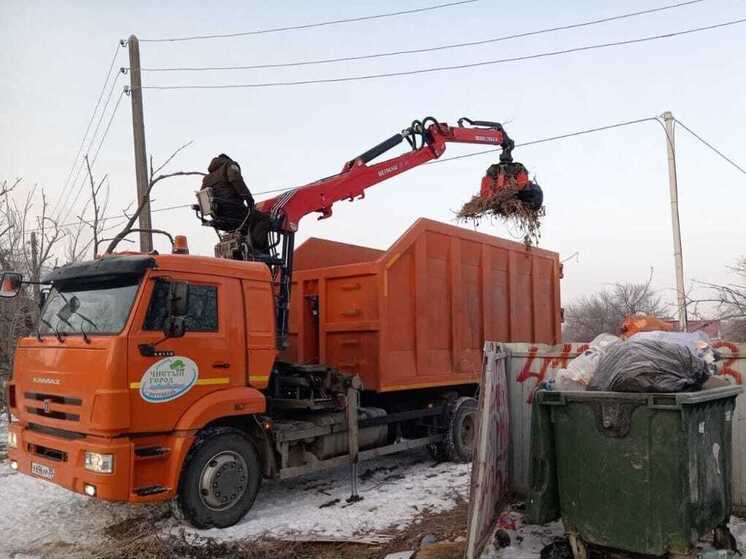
[458,192,545,247]
[458,162,545,247]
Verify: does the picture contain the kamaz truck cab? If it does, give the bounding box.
[7,253,277,526]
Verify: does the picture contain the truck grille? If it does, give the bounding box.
[28,443,68,462]
[24,392,82,406]
[27,422,85,440]
[25,406,80,421]
[24,391,82,422]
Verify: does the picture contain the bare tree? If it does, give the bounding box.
[0,182,64,413]
[104,142,204,254]
[721,320,746,342]
[0,179,22,268]
[691,256,746,341]
[563,275,668,342]
[65,155,111,262]
[19,189,62,307]
[0,178,18,200]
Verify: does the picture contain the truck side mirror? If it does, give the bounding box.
[39,287,50,309]
[0,272,23,299]
[163,316,186,338]
[170,281,189,317]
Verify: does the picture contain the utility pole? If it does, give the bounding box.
[29,232,40,309]
[126,35,153,253]
[663,111,688,331]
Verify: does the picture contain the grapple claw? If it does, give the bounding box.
[479,162,530,202]
[458,160,545,247]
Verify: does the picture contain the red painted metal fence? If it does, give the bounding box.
[465,342,511,559]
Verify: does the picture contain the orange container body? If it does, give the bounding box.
[282,218,562,393]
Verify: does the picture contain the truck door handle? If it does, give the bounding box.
[212,361,231,369]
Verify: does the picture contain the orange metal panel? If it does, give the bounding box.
[288,218,562,394]
[293,238,384,271]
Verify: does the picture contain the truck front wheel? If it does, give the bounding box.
[173,427,262,529]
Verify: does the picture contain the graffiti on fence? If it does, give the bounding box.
[712,341,743,384]
[515,343,589,402]
[466,342,511,559]
[512,341,744,402]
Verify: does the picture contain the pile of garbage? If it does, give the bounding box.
[552,314,730,394]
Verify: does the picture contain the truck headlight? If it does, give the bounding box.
[7,431,17,449]
[84,452,114,473]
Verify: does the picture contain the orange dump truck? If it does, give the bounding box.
[5,218,560,528]
[5,117,557,528]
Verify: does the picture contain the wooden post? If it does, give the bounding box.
[29,232,40,308]
[346,385,362,502]
[127,34,153,253]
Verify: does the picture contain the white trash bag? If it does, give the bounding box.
[555,333,621,391]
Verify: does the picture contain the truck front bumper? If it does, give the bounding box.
[7,423,192,503]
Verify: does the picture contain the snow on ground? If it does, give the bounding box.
[730,516,746,548]
[0,461,137,556]
[485,509,565,559]
[0,448,470,557]
[195,449,470,541]
[484,514,746,559]
[1,438,746,559]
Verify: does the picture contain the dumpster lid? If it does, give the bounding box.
[538,385,742,409]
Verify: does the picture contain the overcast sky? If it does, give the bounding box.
[2,0,745,312]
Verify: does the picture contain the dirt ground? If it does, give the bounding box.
[58,497,469,559]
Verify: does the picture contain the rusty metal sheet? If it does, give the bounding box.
[465,341,510,559]
[501,341,746,507]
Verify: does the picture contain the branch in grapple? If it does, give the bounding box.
[458,162,545,247]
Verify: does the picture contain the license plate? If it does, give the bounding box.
[31,462,54,480]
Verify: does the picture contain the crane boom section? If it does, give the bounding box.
[257,119,514,231]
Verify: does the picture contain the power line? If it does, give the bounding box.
[227,117,663,202]
[50,43,122,219]
[29,201,194,234]
[140,17,746,90]
[58,90,126,225]
[141,0,706,73]
[140,0,478,43]
[39,114,745,233]
[674,118,746,176]
[430,117,661,164]
[54,73,123,223]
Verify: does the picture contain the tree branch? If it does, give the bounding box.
[104,142,204,255]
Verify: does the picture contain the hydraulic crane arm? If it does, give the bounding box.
[257,116,527,232]
[201,116,530,350]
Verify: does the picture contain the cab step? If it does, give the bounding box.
[134,485,168,497]
[134,446,171,459]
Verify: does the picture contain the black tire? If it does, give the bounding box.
[173,426,262,529]
[444,397,478,463]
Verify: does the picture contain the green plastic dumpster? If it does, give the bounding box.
[527,385,742,556]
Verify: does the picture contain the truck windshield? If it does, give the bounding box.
[39,277,140,336]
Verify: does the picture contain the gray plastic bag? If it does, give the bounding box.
[588,338,710,393]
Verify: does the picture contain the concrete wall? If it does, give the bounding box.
[502,341,746,506]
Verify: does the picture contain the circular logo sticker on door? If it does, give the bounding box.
[139,356,199,403]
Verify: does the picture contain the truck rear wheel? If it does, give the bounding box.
[428,396,478,463]
[173,427,262,529]
[444,397,478,463]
